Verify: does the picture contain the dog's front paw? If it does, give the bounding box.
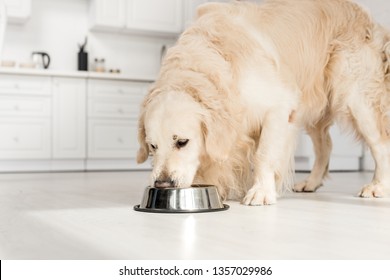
[242,186,277,206]
[293,180,322,192]
[358,183,385,198]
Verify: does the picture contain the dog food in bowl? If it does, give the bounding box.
[134,184,229,213]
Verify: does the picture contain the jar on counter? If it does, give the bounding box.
[94,58,105,72]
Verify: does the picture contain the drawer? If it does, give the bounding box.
[88,79,150,98]
[88,96,142,119]
[0,118,51,159]
[0,96,51,117]
[0,74,51,96]
[88,120,138,158]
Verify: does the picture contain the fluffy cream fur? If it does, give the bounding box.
[137,0,390,205]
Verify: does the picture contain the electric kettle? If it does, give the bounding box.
[31,52,50,69]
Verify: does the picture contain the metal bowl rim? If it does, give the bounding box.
[145,184,218,190]
[133,204,229,213]
[135,185,228,213]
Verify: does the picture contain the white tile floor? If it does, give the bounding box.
[0,171,389,260]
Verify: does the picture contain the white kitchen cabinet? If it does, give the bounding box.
[89,0,126,30]
[0,118,51,159]
[0,70,153,172]
[88,97,139,119]
[88,78,148,98]
[4,0,31,24]
[0,95,51,117]
[52,78,86,159]
[90,0,183,35]
[88,119,138,158]
[126,0,183,34]
[87,79,149,167]
[0,74,51,96]
[88,79,146,119]
[0,74,51,160]
[295,124,363,171]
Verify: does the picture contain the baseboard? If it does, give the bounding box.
[294,156,361,172]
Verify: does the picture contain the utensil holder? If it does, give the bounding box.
[78,51,88,71]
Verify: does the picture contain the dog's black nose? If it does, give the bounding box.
[154,179,175,188]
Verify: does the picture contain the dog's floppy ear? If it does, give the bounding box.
[202,109,238,163]
[136,85,163,163]
[383,41,390,75]
[136,110,149,164]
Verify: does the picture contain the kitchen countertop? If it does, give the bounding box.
[0,67,156,82]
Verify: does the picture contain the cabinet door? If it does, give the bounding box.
[0,74,51,96]
[52,78,86,159]
[0,96,51,117]
[88,79,147,119]
[88,96,143,119]
[88,79,149,99]
[4,0,31,24]
[88,119,138,158]
[0,118,51,159]
[90,0,125,30]
[126,0,183,34]
[87,80,149,159]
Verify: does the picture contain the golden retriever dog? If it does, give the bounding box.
[137,0,390,205]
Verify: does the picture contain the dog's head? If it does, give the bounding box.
[137,87,237,188]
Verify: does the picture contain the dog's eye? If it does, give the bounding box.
[150,144,158,150]
[176,139,189,149]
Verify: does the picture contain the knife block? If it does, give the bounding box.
[78,51,88,71]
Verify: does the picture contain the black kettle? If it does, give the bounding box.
[31,52,51,69]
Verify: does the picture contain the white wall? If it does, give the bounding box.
[1,0,174,77]
[2,0,390,75]
[2,0,389,77]
[355,0,390,27]
[253,0,390,28]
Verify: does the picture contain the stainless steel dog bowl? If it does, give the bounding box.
[134,184,229,213]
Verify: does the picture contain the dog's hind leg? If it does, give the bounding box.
[347,96,390,198]
[293,120,333,192]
